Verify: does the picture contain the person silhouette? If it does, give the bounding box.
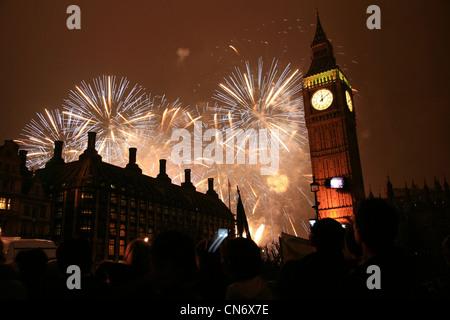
[194,238,231,300]
[279,218,351,300]
[150,230,200,299]
[0,237,27,299]
[54,237,107,299]
[123,239,152,277]
[343,198,420,299]
[14,248,49,299]
[222,237,272,300]
[96,238,155,299]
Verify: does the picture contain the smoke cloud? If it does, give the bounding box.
[176,47,190,64]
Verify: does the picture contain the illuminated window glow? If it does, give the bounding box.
[0,197,11,210]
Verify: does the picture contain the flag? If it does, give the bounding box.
[236,186,250,239]
[279,232,314,265]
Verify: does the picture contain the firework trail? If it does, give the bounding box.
[61,75,157,166]
[210,57,311,243]
[17,76,184,172]
[16,109,83,169]
[213,57,306,153]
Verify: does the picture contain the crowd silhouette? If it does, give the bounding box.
[1,198,449,300]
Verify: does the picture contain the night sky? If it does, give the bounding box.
[1,0,449,204]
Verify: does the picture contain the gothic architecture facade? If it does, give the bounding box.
[302,12,365,222]
[382,176,450,281]
[0,140,50,238]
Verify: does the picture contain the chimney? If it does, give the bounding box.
[159,159,166,175]
[206,178,218,197]
[87,132,96,150]
[181,169,195,190]
[19,150,29,174]
[54,141,63,160]
[129,148,137,164]
[125,147,142,174]
[156,159,171,183]
[19,149,27,164]
[45,140,65,168]
[79,132,101,161]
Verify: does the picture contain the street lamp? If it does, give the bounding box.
[310,176,320,221]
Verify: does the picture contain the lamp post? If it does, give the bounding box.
[310,175,320,221]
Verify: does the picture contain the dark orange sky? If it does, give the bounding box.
[1,0,449,198]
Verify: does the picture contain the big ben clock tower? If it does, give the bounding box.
[303,11,365,222]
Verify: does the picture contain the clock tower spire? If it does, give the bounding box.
[303,11,365,223]
[306,9,337,77]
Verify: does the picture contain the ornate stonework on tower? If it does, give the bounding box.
[303,11,365,222]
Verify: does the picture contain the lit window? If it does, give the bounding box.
[81,209,92,215]
[81,192,93,199]
[109,239,115,256]
[119,240,125,256]
[111,194,118,204]
[80,220,91,232]
[0,197,11,210]
[119,224,126,237]
[110,222,117,236]
[110,209,118,220]
[56,207,63,218]
[80,225,91,231]
[55,223,61,236]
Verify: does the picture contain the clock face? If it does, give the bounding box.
[311,88,333,110]
[346,90,353,112]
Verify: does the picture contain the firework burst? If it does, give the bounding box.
[211,57,311,242]
[62,75,156,166]
[213,57,306,155]
[17,76,183,171]
[16,109,83,169]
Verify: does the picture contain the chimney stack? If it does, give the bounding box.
[181,169,195,190]
[79,132,101,161]
[87,132,96,150]
[156,159,171,183]
[129,147,137,164]
[125,147,142,174]
[54,140,63,160]
[206,178,218,197]
[19,150,29,174]
[19,149,27,164]
[45,140,65,168]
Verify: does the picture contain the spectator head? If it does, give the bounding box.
[124,239,152,275]
[310,218,345,253]
[222,237,262,282]
[195,239,222,272]
[354,198,398,254]
[151,230,197,280]
[56,237,92,274]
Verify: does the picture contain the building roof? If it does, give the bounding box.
[36,132,234,221]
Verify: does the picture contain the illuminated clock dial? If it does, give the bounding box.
[311,88,333,110]
[346,90,353,112]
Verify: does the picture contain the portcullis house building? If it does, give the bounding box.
[36,132,235,264]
